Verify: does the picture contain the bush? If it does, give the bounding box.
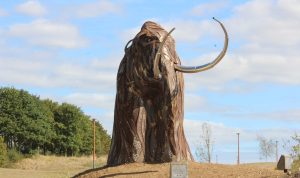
[29,149,40,156]
[291,159,300,173]
[7,149,23,163]
[0,137,8,167]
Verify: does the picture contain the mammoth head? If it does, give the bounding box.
[123,18,228,100]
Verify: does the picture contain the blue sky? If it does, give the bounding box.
[1,0,300,164]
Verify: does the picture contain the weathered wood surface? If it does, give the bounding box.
[107,21,193,166]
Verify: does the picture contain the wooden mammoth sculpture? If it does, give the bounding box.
[107,18,228,166]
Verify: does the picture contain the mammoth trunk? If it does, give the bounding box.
[107,21,193,166]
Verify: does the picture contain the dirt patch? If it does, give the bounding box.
[74,161,286,178]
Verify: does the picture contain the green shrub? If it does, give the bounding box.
[7,149,23,163]
[0,137,8,166]
[29,149,40,156]
[292,159,300,173]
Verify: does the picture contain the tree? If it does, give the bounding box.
[95,121,111,155]
[53,103,84,156]
[0,136,7,166]
[0,87,55,154]
[257,135,275,161]
[282,133,300,159]
[195,122,214,163]
[291,134,300,160]
[0,87,112,157]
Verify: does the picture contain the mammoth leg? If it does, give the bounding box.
[107,58,146,166]
[144,99,172,163]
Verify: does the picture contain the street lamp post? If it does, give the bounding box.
[237,133,240,165]
[93,119,96,169]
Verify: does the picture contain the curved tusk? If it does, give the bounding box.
[153,28,175,79]
[174,17,229,73]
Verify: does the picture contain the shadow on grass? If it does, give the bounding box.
[73,165,157,178]
[99,170,158,178]
[72,165,109,177]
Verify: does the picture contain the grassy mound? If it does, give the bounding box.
[74,161,285,178]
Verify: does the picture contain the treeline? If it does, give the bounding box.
[0,87,111,157]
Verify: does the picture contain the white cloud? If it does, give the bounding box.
[162,19,218,42]
[167,0,300,92]
[122,18,222,45]
[0,49,120,91]
[184,120,240,146]
[0,7,8,16]
[185,94,207,112]
[121,26,140,43]
[229,0,300,47]
[16,0,46,16]
[226,108,300,122]
[63,93,115,110]
[73,0,121,18]
[0,53,118,137]
[185,94,232,113]
[9,19,87,48]
[184,119,299,151]
[92,113,114,135]
[277,0,300,18]
[52,61,117,90]
[183,51,300,93]
[190,1,227,16]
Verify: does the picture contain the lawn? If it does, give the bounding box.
[0,155,107,178]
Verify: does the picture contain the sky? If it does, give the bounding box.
[0,0,300,164]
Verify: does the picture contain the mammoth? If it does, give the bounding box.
[107,18,228,166]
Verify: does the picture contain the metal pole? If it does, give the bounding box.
[93,119,96,169]
[237,133,240,165]
[275,140,278,162]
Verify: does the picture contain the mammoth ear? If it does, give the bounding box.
[174,17,229,73]
[153,28,175,79]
